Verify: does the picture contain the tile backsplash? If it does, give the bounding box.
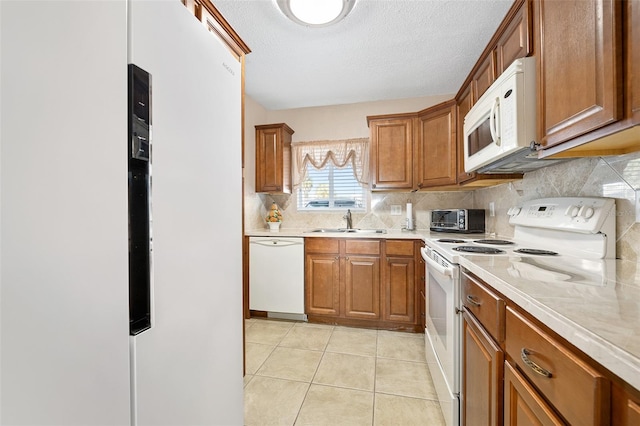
[247,151,640,262]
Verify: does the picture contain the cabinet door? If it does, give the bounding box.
[456,83,476,184]
[626,0,640,123]
[496,0,531,73]
[255,124,293,193]
[416,100,457,188]
[462,311,504,426]
[255,127,282,192]
[473,51,496,101]
[344,255,380,320]
[305,254,340,316]
[369,117,415,191]
[537,0,622,149]
[504,361,564,425]
[383,256,415,323]
[612,382,640,426]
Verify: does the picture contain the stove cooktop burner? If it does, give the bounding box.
[437,239,466,243]
[473,239,515,245]
[453,246,506,254]
[514,248,558,256]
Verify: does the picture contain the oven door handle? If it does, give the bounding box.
[421,249,453,277]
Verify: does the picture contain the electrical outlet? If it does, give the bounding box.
[391,205,402,216]
[489,202,496,217]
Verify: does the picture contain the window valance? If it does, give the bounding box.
[291,138,369,187]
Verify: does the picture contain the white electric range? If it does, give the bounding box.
[421,197,617,426]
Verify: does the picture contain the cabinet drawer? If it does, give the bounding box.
[305,238,339,254]
[461,272,505,343]
[505,307,610,425]
[385,239,415,256]
[345,239,380,255]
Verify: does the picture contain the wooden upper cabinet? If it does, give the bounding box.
[495,0,531,73]
[181,0,250,59]
[456,83,475,184]
[255,123,294,194]
[368,115,416,191]
[473,51,496,101]
[626,0,640,123]
[537,0,623,149]
[416,100,457,188]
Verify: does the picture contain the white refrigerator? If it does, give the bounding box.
[0,1,244,424]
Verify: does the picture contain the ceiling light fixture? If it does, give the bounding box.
[276,0,356,27]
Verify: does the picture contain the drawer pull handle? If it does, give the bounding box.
[466,295,481,307]
[521,348,552,378]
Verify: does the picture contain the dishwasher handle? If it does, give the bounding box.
[250,239,303,248]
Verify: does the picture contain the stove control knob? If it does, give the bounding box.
[579,206,595,219]
[508,207,521,216]
[565,205,580,218]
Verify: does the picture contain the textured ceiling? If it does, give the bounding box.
[212,0,514,110]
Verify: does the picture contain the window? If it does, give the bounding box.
[298,162,366,211]
[291,138,369,211]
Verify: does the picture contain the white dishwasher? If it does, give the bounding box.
[249,236,306,320]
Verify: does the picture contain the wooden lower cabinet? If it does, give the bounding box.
[611,382,640,426]
[344,255,380,320]
[461,268,640,426]
[504,361,564,425]
[505,307,610,426]
[383,240,417,323]
[462,310,503,426]
[305,238,421,331]
[306,253,340,316]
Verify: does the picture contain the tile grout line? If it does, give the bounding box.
[371,329,380,426]
[291,323,336,426]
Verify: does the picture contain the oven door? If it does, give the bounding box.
[421,248,461,426]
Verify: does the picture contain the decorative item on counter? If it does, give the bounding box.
[266,203,283,232]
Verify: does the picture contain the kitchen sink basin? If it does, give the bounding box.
[308,228,387,234]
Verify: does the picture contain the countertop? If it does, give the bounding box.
[245,227,640,391]
[245,227,432,239]
[458,254,640,391]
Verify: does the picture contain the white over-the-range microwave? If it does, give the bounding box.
[463,56,564,174]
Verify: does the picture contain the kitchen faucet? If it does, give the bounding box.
[344,209,353,229]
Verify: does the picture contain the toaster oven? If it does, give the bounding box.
[430,209,485,233]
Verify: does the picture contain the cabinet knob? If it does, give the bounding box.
[335,256,339,260]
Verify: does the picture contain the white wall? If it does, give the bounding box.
[263,94,452,142]
[1,1,131,424]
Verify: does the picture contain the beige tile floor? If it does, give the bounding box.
[244,318,446,426]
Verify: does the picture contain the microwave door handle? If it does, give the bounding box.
[489,97,501,146]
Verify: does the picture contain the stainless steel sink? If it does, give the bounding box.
[308,228,387,234]
[347,229,387,234]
